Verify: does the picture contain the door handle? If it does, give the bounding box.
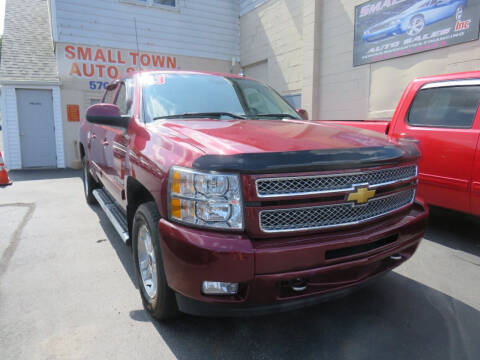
[397,134,420,144]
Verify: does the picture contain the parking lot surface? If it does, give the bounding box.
[0,170,479,360]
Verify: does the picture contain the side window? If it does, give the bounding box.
[102,86,117,104]
[408,86,480,129]
[116,84,127,114]
[120,0,176,8]
[153,0,175,6]
[115,80,133,115]
[239,82,293,115]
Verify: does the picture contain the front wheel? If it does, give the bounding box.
[82,156,98,205]
[407,16,425,36]
[132,202,179,320]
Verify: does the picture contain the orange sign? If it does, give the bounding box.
[67,104,80,122]
[63,45,177,80]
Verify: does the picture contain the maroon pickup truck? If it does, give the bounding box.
[79,70,428,319]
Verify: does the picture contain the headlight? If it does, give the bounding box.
[168,167,243,230]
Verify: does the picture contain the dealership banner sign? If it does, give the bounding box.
[57,44,177,80]
[353,0,480,66]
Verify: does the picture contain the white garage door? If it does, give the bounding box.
[17,89,57,168]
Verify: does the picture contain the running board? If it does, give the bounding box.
[93,189,130,243]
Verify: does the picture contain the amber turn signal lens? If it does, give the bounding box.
[171,170,181,194]
[171,198,181,219]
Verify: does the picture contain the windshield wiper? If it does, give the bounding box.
[253,113,298,119]
[153,112,246,120]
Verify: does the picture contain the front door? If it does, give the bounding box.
[17,89,57,168]
[471,136,480,216]
[101,81,132,206]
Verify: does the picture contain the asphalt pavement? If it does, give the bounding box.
[0,170,479,360]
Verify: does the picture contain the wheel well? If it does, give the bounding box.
[411,14,424,22]
[126,177,156,240]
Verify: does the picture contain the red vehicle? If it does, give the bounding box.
[321,71,480,216]
[79,71,427,319]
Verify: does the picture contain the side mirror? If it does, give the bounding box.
[86,103,130,129]
[296,108,309,120]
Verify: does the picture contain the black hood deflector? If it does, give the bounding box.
[192,145,419,174]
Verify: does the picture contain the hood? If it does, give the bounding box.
[151,118,396,155]
[148,119,418,174]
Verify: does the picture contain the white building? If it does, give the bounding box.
[1,0,479,169]
[1,0,243,169]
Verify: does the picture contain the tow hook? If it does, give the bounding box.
[290,278,309,292]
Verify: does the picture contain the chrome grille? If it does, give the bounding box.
[259,188,415,233]
[256,165,417,198]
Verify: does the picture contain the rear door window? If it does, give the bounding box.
[408,86,480,129]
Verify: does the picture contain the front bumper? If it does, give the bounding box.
[159,202,428,317]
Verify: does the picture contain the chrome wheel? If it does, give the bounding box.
[456,6,463,20]
[407,16,425,36]
[137,224,158,299]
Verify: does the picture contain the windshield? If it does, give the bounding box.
[141,73,301,121]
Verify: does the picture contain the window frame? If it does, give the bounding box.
[114,83,128,115]
[114,79,134,116]
[406,82,480,130]
[119,0,179,11]
[102,82,119,104]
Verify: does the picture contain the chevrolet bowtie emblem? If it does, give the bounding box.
[347,186,376,205]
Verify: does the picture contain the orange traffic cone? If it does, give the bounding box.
[0,151,12,186]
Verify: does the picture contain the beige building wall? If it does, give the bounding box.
[316,0,480,120]
[316,1,371,120]
[301,0,322,119]
[240,0,304,97]
[241,0,480,120]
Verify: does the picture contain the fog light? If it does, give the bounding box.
[202,281,239,295]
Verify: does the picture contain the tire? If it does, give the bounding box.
[132,201,179,320]
[407,15,425,36]
[82,156,98,205]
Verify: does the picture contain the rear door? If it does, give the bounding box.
[90,85,118,183]
[425,0,455,23]
[392,81,480,213]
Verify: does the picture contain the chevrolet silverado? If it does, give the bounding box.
[79,70,428,319]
